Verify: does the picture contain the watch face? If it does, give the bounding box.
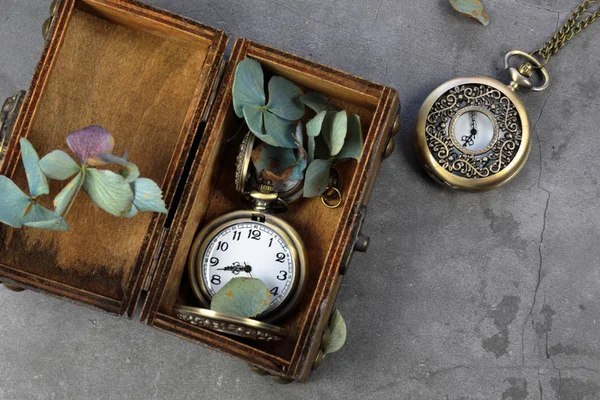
[450,106,499,155]
[200,220,296,315]
[415,77,531,191]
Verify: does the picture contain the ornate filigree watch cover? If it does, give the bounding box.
[415,76,530,191]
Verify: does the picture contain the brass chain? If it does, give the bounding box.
[531,0,600,65]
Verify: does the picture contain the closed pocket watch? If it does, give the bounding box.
[174,183,308,341]
[415,1,599,191]
[415,71,532,191]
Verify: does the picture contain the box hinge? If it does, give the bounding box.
[0,91,27,164]
[143,226,169,292]
[201,58,227,123]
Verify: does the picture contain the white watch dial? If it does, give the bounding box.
[453,110,495,152]
[201,221,295,313]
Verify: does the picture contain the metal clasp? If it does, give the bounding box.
[339,205,369,275]
[504,50,550,92]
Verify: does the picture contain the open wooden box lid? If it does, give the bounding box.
[0,0,228,317]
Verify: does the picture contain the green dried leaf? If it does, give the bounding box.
[300,92,338,113]
[232,58,266,118]
[290,123,308,180]
[308,136,316,163]
[306,110,327,138]
[266,76,304,120]
[19,138,49,198]
[130,178,168,214]
[336,114,363,160]
[449,0,489,26]
[83,168,133,216]
[323,309,347,355]
[323,110,348,157]
[304,159,331,197]
[39,150,80,181]
[210,277,271,319]
[0,176,32,228]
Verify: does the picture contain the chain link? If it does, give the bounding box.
[531,0,600,65]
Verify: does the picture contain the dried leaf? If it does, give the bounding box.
[300,92,338,113]
[306,110,327,138]
[336,114,363,160]
[449,0,490,26]
[210,278,272,319]
[323,309,347,355]
[304,159,332,197]
[323,110,348,157]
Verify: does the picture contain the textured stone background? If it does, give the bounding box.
[1,0,599,399]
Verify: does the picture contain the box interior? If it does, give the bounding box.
[154,55,379,362]
[0,0,218,303]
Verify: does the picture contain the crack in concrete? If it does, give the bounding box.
[513,0,562,15]
[538,369,543,400]
[521,91,553,367]
[373,0,384,23]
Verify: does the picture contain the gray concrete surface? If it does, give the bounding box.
[1,0,599,399]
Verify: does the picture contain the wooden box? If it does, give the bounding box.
[0,0,400,383]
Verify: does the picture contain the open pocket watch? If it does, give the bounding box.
[174,181,308,341]
[235,131,305,203]
[235,131,343,207]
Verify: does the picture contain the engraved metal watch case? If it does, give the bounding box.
[415,76,531,192]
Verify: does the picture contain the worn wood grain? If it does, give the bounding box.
[0,0,226,314]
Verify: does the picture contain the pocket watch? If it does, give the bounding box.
[415,1,599,191]
[235,131,304,203]
[174,183,308,341]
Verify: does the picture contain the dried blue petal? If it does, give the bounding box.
[39,150,80,181]
[0,176,32,228]
[19,138,49,198]
[82,168,133,216]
